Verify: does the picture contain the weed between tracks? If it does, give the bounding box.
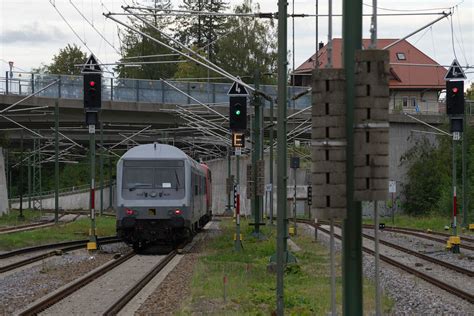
[0,209,44,227]
[0,216,116,251]
[363,214,474,236]
[178,218,393,315]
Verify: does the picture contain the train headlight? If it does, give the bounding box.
[174,209,182,215]
[125,208,135,216]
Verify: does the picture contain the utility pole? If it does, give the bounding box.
[54,101,59,224]
[100,122,104,216]
[462,107,468,227]
[269,99,274,225]
[27,152,31,210]
[252,69,263,237]
[276,0,288,313]
[342,0,363,314]
[109,155,113,210]
[18,130,24,221]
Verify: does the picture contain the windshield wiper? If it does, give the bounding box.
[174,170,180,191]
[128,183,152,191]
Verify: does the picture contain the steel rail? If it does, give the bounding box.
[302,220,474,304]
[363,224,474,244]
[17,251,136,316]
[360,232,474,277]
[0,236,119,262]
[103,250,178,315]
[377,227,474,251]
[0,220,56,234]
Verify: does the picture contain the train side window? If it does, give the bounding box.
[194,174,199,195]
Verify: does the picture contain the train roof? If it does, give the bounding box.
[120,143,191,161]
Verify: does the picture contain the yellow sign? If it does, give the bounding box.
[232,132,245,148]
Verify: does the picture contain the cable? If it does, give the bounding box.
[47,0,97,59]
[362,2,453,12]
[69,0,121,54]
[449,15,459,62]
[454,5,469,66]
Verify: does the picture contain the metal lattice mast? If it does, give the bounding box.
[32,138,43,211]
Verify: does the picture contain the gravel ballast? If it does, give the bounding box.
[300,224,474,315]
[0,242,129,315]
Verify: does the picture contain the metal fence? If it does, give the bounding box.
[0,71,312,109]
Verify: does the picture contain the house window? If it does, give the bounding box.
[402,97,408,107]
[396,52,406,60]
[411,98,416,107]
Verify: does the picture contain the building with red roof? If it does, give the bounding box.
[293,39,447,114]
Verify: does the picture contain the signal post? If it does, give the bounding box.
[82,55,102,251]
[445,59,466,253]
[228,79,247,251]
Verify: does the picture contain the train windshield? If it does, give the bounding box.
[122,160,185,200]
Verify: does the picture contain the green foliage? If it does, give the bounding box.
[401,135,451,215]
[0,216,116,250]
[175,0,229,61]
[34,44,87,75]
[214,0,277,84]
[178,218,393,314]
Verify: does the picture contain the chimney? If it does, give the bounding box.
[318,41,324,50]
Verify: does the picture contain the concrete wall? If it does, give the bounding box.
[11,186,116,211]
[0,148,8,215]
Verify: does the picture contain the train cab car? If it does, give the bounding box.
[116,143,210,249]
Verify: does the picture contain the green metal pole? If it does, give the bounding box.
[89,125,97,249]
[342,0,363,314]
[452,137,458,238]
[269,99,274,225]
[54,101,59,224]
[100,122,104,216]
[227,148,231,213]
[27,151,31,210]
[462,111,468,227]
[276,0,288,313]
[19,130,24,220]
[234,153,242,251]
[252,69,262,236]
[109,154,113,210]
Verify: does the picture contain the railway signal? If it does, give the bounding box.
[446,80,464,116]
[229,96,247,131]
[82,54,103,251]
[83,73,102,112]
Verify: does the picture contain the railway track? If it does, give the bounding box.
[371,226,474,251]
[0,236,121,273]
[301,221,474,304]
[17,238,191,315]
[18,251,136,316]
[103,249,179,315]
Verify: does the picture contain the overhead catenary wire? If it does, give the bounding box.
[69,0,122,55]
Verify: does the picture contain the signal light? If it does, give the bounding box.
[446,80,464,115]
[125,208,135,216]
[229,96,247,131]
[83,73,102,111]
[174,209,182,215]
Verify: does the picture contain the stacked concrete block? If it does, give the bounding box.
[354,50,390,201]
[311,69,347,220]
[246,164,253,199]
[256,160,265,196]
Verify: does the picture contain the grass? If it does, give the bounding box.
[0,216,116,251]
[0,209,46,227]
[178,218,394,315]
[363,213,474,235]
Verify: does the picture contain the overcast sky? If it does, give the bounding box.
[0,0,472,85]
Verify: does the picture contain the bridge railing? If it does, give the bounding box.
[0,71,312,109]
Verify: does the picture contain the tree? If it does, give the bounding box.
[34,44,87,75]
[175,0,229,61]
[116,0,179,79]
[173,0,277,84]
[215,0,277,84]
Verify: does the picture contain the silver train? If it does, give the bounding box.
[116,143,212,249]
